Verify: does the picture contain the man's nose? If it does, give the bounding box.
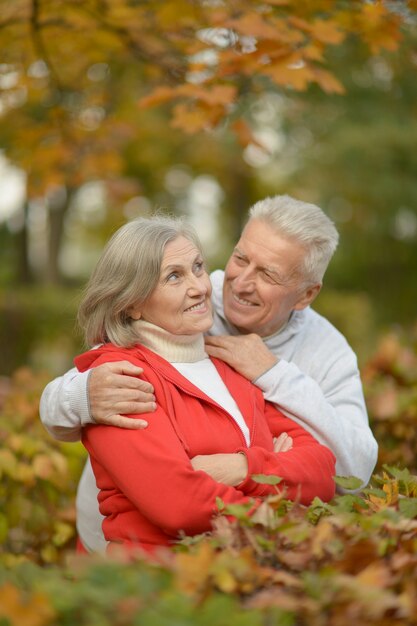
[233,265,256,290]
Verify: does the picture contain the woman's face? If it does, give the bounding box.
[131,236,213,335]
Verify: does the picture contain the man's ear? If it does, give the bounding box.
[294,283,322,311]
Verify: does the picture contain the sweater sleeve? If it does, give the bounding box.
[84,412,255,539]
[39,368,92,442]
[82,355,255,539]
[236,402,336,504]
[254,352,378,489]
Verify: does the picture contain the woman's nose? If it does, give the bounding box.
[187,274,208,294]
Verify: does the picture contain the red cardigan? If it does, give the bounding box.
[75,344,336,552]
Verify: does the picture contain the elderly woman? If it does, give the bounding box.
[76,215,335,553]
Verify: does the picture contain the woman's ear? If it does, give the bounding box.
[128,304,142,320]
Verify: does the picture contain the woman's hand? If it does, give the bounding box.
[273,432,293,453]
[191,453,248,486]
[191,435,293,486]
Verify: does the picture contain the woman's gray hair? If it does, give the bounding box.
[78,215,203,347]
[249,195,339,284]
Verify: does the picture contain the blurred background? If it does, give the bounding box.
[1,2,416,377]
[1,0,417,569]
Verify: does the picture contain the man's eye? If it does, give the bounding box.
[262,272,278,284]
[234,255,247,265]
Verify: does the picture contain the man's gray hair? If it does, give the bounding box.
[78,215,203,347]
[249,195,339,283]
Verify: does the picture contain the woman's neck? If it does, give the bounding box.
[131,319,207,363]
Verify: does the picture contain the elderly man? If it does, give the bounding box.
[40,195,378,552]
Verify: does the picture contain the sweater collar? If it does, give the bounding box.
[132,319,208,363]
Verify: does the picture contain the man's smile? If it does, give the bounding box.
[231,292,258,307]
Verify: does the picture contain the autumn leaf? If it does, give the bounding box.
[333,475,363,491]
[312,67,345,94]
[0,583,55,626]
[309,19,345,45]
[138,86,179,109]
[264,61,315,90]
[225,12,285,42]
[175,542,216,595]
[357,3,403,54]
[355,561,392,588]
[399,497,417,519]
[252,474,283,485]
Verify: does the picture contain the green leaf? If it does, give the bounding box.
[251,474,283,485]
[216,497,225,512]
[333,475,363,490]
[222,503,252,521]
[398,497,417,519]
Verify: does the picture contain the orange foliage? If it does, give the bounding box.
[0,0,413,198]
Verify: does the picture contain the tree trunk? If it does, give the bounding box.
[45,186,72,285]
[15,201,32,284]
[230,163,253,241]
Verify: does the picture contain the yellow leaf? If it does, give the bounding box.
[226,12,284,41]
[264,61,314,91]
[0,583,55,626]
[138,86,178,109]
[0,449,18,476]
[171,102,225,133]
[358,3,402,54]
[382,474,399,506]
[194,85,236,107]
[310,519,335,558]
[312,67,345,94]
[309,19,345,45]
[175,542,216,594]
[33,454,55,480]
[356,561,392,588]
[232,119,256,148]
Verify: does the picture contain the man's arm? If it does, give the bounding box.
[204,334,378,487]
[39,361,156,441]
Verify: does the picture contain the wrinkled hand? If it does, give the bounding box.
[204,334,278,381]
[191,453,248,486]
[88,361,156,428]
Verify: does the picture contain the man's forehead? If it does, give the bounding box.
[235,220,306,271]
[236,223,286,257]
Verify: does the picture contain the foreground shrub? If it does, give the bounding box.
[1,326,417,624]
[0,368,85,565]
[364,326,417,472]
[1,468,417,626]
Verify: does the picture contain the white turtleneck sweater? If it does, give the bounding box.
[130,320,250,446]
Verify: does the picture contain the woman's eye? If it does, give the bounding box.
[166,272,179,282]
[194,261,204,273]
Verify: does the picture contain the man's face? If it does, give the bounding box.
[223,219,320,337]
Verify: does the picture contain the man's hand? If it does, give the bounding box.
[204,334,278,381]
[191,453,248,486]
[88,361,156,428]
